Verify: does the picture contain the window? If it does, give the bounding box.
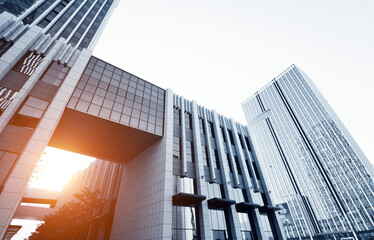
[185,141,195,163]
[174,108,180,126]
[12,96,49,128]
[185,112,192,130]
[209,122,215,138]
[228,130,235,145]
[172,206,198,240]
[173,137,181,159]
[199,118,205,134]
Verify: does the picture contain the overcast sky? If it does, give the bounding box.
[93,0,374,164]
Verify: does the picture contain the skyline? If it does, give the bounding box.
[93,0,374,165]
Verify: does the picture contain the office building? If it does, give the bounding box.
[0,0,372,239]
[0,0,120,237]
[0,0,285,236]
[242,65,374,239]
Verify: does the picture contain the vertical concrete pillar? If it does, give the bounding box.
[0,48,92,238]
[190,101,212,240]
[211,112,242,239]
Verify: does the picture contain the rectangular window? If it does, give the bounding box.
[173,108,180,126]
[213,150,220,169]
[202,147,209,166]
[11,96,49,128]
[209,122,215,138]
[185,112,192,130]
[173,137,181,159]
[172,206,198,240]
[199,118,205,134]
[228,130,235,145]
[244,137,252,152]
[221,127,226,142]
[185,141,195,163]
[252,162,261,180]
[0,151,19,192]
[238,134,245,149]
[235,156,242,175]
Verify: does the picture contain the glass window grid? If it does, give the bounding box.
[68,57,165,135]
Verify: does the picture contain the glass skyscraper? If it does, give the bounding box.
[1,1,373,239]
[242,64,374,239]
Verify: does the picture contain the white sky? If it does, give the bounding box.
[93,0,374,165]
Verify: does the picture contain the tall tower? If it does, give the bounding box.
[242,64,374,239]
[0,0,119,237]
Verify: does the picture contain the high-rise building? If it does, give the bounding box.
[1,1,372,239]
[0,1,286,237]
[0,0,119,237]
[242,64,374,239]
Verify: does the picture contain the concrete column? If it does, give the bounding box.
[0,48,92,239]
[211,112,242,239]
[221,119,240,188]
[202,108,216,183]
[230,121,265,239]
[179,97,187,177]
[190,101,212,240]
[110,88,174,240]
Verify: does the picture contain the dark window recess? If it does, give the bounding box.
[238,134,245,149]
[252,162,261,180]
[261,193,268,206]
[209,122,215,138]
[234,156,242,175]
[0,151,19,193]
[224,210,233,239]
[220,127,226,142]
[241,189,249,202]
[245,160,253,178]
[199,118,205,134]
[244,137,252,152]
[22,0,55,25]
[228,130,235,145]
[214,150,220,169]
[226,154,233,173]
[173,108,180,126]
[193,179,198,195]
[219,184,226,199]
[0,39,13,57]
[185,112,192,130]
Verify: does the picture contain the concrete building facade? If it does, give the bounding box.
[0,1,373,240]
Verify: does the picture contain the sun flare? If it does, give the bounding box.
[28,147,95,191]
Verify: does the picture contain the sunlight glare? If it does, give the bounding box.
[28,147,95,191]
